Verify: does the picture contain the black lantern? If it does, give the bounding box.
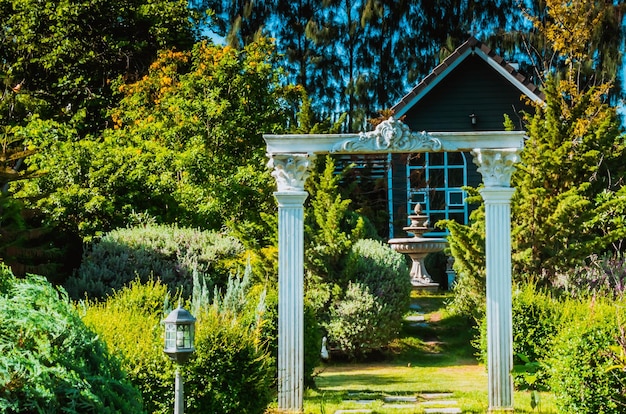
[163,306,196,364]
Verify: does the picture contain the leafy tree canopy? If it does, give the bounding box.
[0,0,198,134]
[14,39,302,244]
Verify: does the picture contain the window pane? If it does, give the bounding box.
[428,169,444,188]
[449,212,466,224]
[448,168,464,187]
[431,190,445,210]
[429,153,444,166]
[409,169,426,189]
[408,153,425,166]
[447,152,465,165]
[430,212,446,225]
[448,191,464,206]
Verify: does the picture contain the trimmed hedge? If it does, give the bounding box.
[477,283,561,390]
[549,299,626,413]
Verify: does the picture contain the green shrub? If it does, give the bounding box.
[81,279,172,414]
[0,267,143,413]
[477,283,561,390]
[66,224,244,299]
[325,281,385,358]
[259,286,321,388]
[83,271,274,414]
[549,299,626,413]
[185,306,273,413]
[327,239,411,357]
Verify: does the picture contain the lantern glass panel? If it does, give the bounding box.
[165,323,177,349]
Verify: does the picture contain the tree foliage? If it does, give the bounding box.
[512,77,626,279]
[444,0,626,313]
[0,0,196,134]
[14,39,300,243]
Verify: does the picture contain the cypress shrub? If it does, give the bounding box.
[0,267,143,413]
[66,224,244,299]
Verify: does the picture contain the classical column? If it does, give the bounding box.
[267,153,316,413]
[472,148,520,413]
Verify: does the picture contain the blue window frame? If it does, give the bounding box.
[406,152,469,235]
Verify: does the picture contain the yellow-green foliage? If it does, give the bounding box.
[81,279,174,414]
[549,297,626,413]
[83,276,275,413]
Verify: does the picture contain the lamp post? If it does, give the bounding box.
[164,306,196,414]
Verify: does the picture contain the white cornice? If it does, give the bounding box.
[266,117,523,154]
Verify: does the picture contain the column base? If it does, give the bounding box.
[488,407,514,413]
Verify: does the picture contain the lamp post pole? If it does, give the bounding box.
[163,306,196,414]
[175,368,184,414]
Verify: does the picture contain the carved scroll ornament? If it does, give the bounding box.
[331,117,442,153]
[267,153,316,192]
[472,148,521,187]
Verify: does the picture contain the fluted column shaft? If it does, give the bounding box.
[482,188,515,411]
[472,148,520,413]
[267,153,315,413]
[275,191,307,411]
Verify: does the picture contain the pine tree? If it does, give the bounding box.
[444,0,626,309]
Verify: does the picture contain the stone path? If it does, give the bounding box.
[335,392,462,413]
[332,301,463,413]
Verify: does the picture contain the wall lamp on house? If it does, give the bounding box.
[469,113,477,125]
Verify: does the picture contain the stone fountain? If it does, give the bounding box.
[388,203,447,291]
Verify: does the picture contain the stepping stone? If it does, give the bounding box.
[409,303,422,311]
[424,408,461,414]
[421,393,454,399]
[404,314,426,322]
[334,410,373,414]
[384,395,417,403]
[421,400,458,406]
[341,400,376,405]
[382,403,417,409]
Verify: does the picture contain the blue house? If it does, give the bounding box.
[385,37,544,237]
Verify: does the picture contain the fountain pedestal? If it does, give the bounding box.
[388,204,447,291]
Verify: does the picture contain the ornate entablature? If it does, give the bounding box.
[471,148,521,187]
[331,117,442,153]
[267,153,316,192]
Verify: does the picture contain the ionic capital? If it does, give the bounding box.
[267,153,316,192]
[472,148,521,188]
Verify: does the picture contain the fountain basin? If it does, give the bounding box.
[388,236,447,291]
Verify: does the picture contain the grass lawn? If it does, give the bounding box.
[296,292,557,413]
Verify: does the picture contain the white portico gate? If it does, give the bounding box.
[264,118,523,413]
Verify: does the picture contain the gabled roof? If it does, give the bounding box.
[392,37,545,118]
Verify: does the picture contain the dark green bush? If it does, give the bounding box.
[66,224,244,299]
[83,271,274,414]
[549,299,626,413]
[0,267,143,413]
[185,306,274,413]
[477,283,561,390]
[326,239,411,358]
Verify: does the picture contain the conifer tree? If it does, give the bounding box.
[444,0,626,315]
